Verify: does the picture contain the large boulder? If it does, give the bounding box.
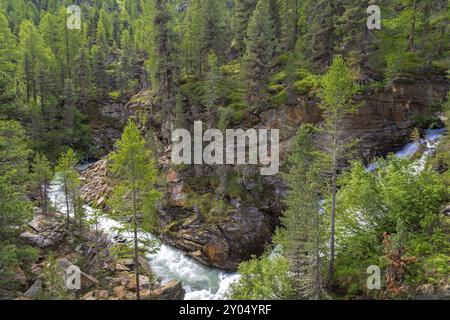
[23,279,42,299]
[143,280,185,300]
[20,215,65,248]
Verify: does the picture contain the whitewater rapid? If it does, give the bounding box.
[367,128,444,171]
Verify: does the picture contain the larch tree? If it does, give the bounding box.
[0,11,18,104]
[319,56,359,289]
[108,120,161,300]
[55,148,79,227]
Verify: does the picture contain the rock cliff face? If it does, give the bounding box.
[81,76,448,271]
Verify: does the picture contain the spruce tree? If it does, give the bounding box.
[234,0,258,55]
[276,124,328,299]
[153,0,178,141]
[336,0,376,82]
[91,44,109,98]
[245,0,274,108]
[302,0,340,70]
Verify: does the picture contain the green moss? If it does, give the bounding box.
[108,91,121,100]
[270,71,286,85]
[221,60,242,76]
[293,74,320,95]
[268,89,288,107]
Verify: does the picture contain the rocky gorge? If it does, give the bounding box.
[81,74,449,272]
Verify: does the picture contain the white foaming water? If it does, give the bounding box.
[367,128,445,172]
[48,177,239,300]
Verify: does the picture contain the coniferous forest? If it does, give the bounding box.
[0,0,449,303]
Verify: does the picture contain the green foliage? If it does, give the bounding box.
[276,124,328,299]
[108,120,161,299]
[293,74,320,95]
[0,11,17,105]
[55,148,80,224]
[40,252,73,300]
[245,0,275,108]
[229,253,295,300]
[0,120,37,296]
[335,156,449,296]
[31,153,53,214]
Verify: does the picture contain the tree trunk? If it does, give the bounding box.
[327,133,338,290]
[132,176,141,300]
[438,25,446,57]
[327,168,337,290]
[408,0,417,51]
[63,178,70,227]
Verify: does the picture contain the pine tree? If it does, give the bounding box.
[276,124,328,299]
[320,56,359,289]
[108,120,161,300]
[245,0,274,108]
[31,153,53,215]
